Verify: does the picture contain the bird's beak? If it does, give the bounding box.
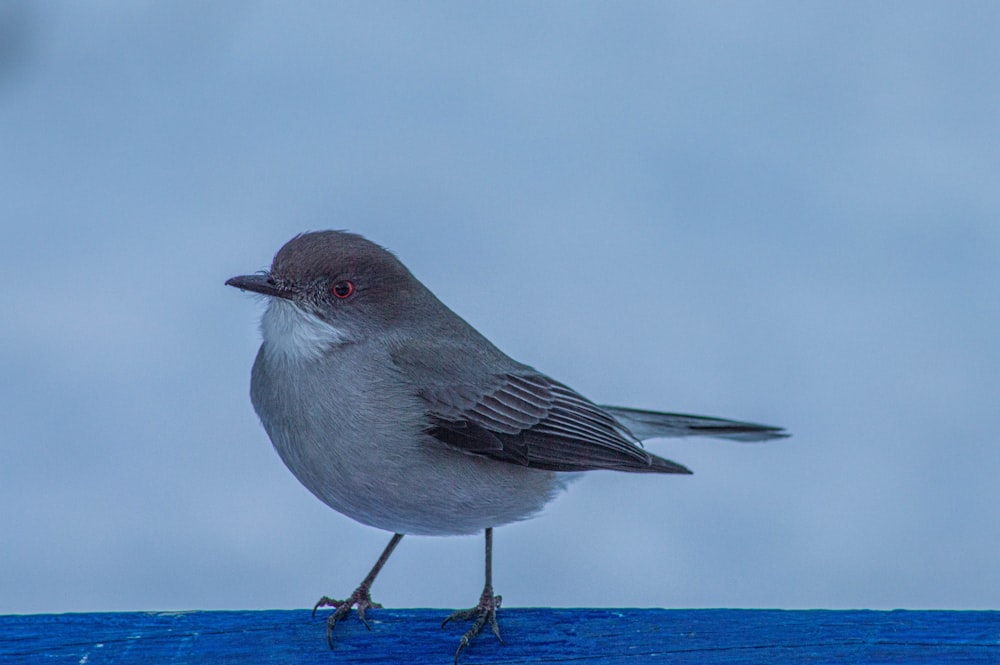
[225,273,295,300]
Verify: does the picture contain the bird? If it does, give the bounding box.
[226,230,787,662]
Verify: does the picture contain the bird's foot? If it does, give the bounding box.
[442,585,503,664]
[312,584,383,648]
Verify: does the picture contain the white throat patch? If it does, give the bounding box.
[260,299,348,361]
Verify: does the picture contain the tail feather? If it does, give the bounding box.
[601,405,789,442]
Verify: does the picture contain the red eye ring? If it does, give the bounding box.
[331,280,354,299]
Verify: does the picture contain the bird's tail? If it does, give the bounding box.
[600,405,789,442]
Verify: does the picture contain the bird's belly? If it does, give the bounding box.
[265,420,567,536]
[250,344,570,536]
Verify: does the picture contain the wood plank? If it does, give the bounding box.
[2,609,998,664]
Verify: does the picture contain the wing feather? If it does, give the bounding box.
[414,367,691,474]
[390,342,782,475]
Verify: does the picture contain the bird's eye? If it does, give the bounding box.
[331,281,355,299]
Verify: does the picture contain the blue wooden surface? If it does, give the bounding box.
[2,609,998,664]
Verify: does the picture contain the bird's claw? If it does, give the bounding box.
[442,586,502,664]
[312,585,383,648]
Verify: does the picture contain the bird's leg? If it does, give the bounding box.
[442,527,503,664]
[312,532,404,648]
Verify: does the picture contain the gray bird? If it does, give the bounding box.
[226,230,787,662]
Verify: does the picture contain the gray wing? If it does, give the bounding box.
[391,343,691,474]
[601,406,788,442]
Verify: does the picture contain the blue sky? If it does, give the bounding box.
[2,2,998,614]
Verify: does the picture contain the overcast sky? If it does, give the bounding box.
[2,2,998,616]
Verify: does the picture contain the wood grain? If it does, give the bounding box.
[2,608,998,663]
